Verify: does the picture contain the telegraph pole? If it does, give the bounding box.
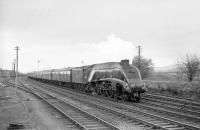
[38,59,40,71]
[137,45,142,70]
[14,46,20,82]
[13,59,16,82]
[14,59,15,78]
[12,61,14,77]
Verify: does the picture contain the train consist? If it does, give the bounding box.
[28,60,146,102]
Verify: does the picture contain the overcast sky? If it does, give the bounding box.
[1,0,200,72]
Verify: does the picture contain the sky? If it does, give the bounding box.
[1,0,200,72]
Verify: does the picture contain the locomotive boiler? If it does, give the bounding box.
[28,59,146,102]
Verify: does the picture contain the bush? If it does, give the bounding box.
[144,80,200,101]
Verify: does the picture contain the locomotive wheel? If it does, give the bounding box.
[78,85,80,91]
[113,91,118,101]
[78,86,81,91]
[100,89,104,96]
[108,90,114,98]
[106,90,109,97]
[101,89,104,96]
[76,85,79,90]
[97,89,101,95]
[77,85,80,91]
[135,93,141,102]
[84,86,88,93]
[97,89,100,95]
[80,85,84,92]
[76,85,78,90]
[94,88,98,94]
[122,93,128,101]
[101,90,105,96]
[135,96,140,102]
[103,90,109,97]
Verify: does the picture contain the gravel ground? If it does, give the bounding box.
[0,81,71,130]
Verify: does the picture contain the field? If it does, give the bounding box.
[144,72,200,101]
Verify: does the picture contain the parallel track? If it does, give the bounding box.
[26,78,200,122]
[137,92,200,123]
[146,88,200,103]
[19,78,200,130]
[143,93,200,110]
[4,79,119,130]
[141,96,200,116]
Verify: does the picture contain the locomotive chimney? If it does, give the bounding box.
[120,59,129,65]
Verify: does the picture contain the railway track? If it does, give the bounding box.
[9,78,200,120]
[25,78,200,123]
[4,79,120,130]
[146,88,200,102]
[143,93,200,110]
[138,92,200,123]
[19,78,200,130]
[140,98,200,117]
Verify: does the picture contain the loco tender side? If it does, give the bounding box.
[71,67,84,90]
[70,65,93,91]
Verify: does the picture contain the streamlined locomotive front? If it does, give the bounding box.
[119,60,146,101]
[87,60,146,102]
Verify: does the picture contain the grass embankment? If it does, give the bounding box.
[144,72,200,101]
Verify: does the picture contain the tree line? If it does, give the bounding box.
[132,54,200,82]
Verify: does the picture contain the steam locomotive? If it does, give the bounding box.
[28,60,146,102]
